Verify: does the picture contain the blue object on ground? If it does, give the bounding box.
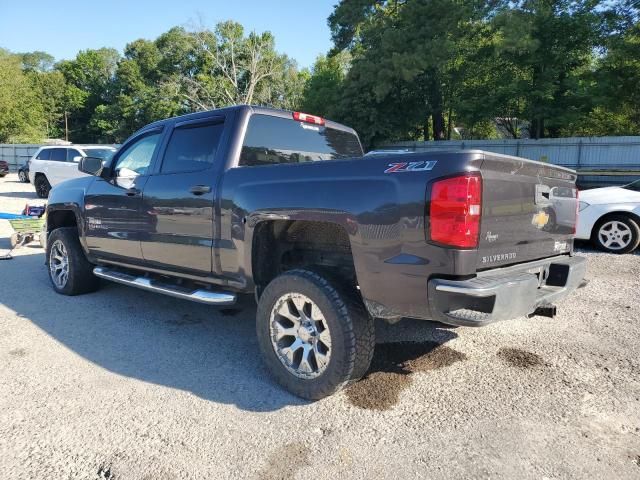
[0,213,31,220]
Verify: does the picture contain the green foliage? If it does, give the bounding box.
[309,0,640,146]
[301,52,350,118]
[0,50,46,142]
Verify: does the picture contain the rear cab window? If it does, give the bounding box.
[239,114,363,167]
[161,120,224,174]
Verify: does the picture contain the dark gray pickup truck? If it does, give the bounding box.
[45,105,586,399]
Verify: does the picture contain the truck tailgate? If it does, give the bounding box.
[478,153,578,269]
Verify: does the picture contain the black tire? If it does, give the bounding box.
[18,170,27,182]
[46,227,100,295]
[35,174,51,198]
[256,269,375,400]
[591,214,640,254]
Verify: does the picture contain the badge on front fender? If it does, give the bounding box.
[384,161,437,173]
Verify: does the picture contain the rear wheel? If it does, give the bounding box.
[592,215,640,254]
[47,227,100,295]
[35,175,51,198]
[18,170,27,182]
[256,269,375,400]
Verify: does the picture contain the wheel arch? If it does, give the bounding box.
[46,204,88,253]
[249,218,359,296]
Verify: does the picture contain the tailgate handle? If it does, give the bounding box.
[190,185,211,195]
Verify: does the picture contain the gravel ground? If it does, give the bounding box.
[1,173,639,479]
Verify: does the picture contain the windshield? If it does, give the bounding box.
[84,148,116,160]
[623,179,640,192]
[239,114,363,167]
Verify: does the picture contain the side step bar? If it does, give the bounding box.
[93,266,236,305]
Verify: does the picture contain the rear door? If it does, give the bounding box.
[45,148,68,186]
[53,147,85,183]
[140,115,226,275]
[477,153,578,269]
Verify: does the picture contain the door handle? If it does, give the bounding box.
[125,188,141,197]
[190,185,211,195]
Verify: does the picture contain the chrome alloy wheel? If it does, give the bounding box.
[49,240,69,288]
[598,220,632,250]
[269,293,332,379]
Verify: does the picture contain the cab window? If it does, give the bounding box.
[113,132,162,178]
[160,121,224,174]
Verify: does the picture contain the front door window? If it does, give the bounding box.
[112,132,161,188]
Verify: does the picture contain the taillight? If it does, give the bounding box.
[293,111,325,126]
[430,173,482,248]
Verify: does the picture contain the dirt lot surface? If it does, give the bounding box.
[1,173,639,479]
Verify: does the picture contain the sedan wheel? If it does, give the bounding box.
[593,215,640,254]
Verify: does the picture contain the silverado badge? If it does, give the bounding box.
[531,211,550,229]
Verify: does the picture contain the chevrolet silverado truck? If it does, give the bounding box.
[44,105,586,399]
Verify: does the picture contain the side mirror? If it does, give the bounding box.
[72,156,83,162]
[78,156,104,177]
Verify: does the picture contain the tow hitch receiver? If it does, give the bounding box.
[528,304,557,319]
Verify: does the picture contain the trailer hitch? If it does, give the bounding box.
[528,304,557,319]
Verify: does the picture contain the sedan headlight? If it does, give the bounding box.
[578,201,590,211]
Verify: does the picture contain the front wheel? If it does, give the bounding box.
[592,215,640,254]
[18,170,27,182]
[47,227,100,295]
[256,269,375,400]
[35,175,51,198]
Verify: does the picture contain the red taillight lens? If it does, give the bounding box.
[293,111,325,126]
[430,173,482,248]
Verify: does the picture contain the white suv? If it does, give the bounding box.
[28,145,116,198]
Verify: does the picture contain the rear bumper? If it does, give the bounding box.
[427,255,587,327]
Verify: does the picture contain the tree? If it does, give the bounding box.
[28,70,67,138]
[301,52,350,119]
[490,0,603,138]
[326,0,493,146]
[584,3,640,134]
[0,50,46,142]
[171,21,289,109]
[57,48,121,142]
[20,51,55,72]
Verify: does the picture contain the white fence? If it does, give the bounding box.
[0,144,41,170]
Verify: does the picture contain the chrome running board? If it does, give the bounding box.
[93,266,236,305]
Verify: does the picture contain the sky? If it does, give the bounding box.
[0,0,337,68]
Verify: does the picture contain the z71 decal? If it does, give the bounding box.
[384,160,437,174]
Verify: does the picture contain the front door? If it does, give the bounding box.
[84,129,163,264]
[140,117,225,275]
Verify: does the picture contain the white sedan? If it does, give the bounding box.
[576,179,640,253]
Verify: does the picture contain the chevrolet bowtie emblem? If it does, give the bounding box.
[532,211,550,229]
